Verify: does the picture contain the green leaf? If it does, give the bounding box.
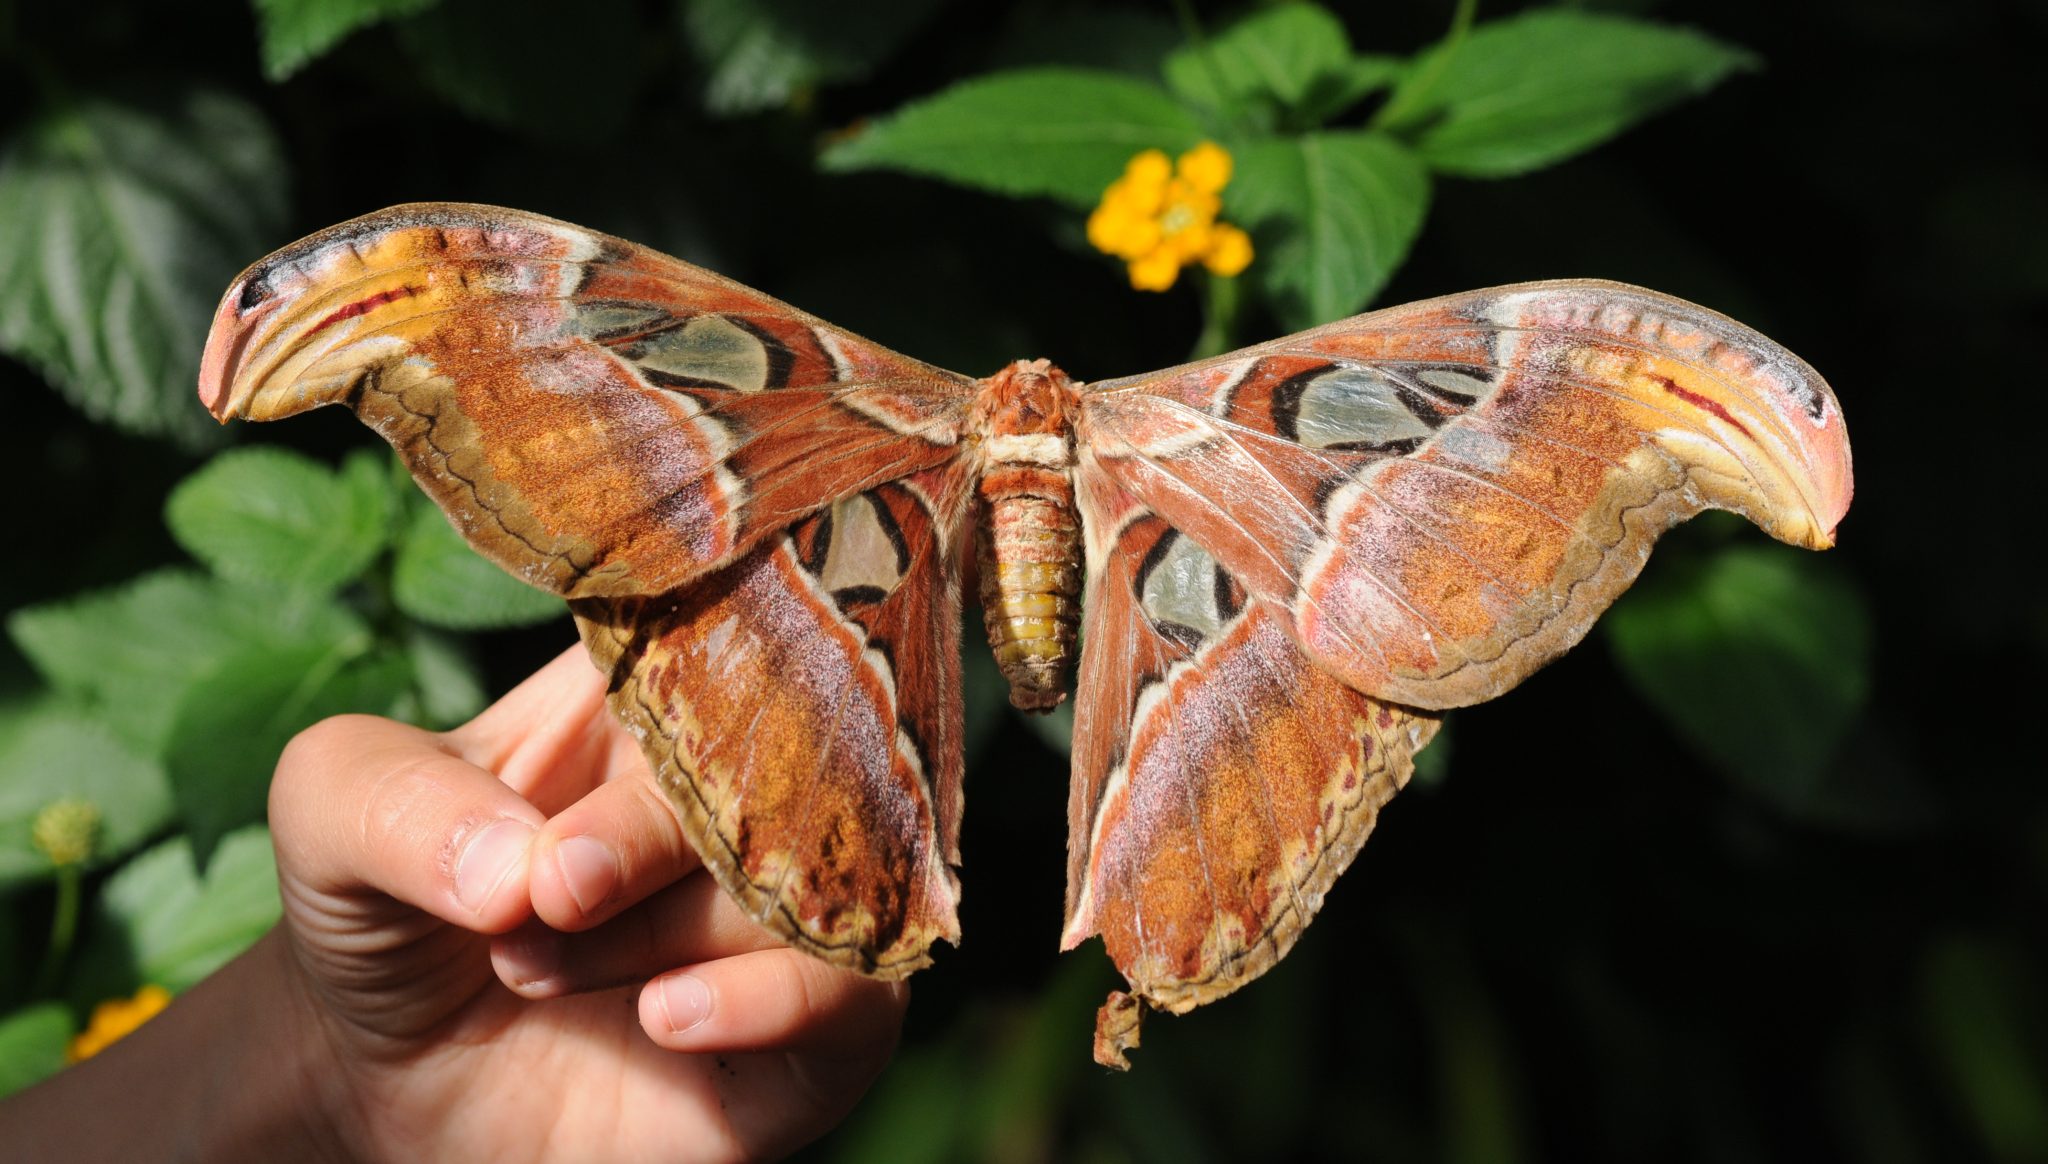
[164,642,412,862]
[1605,542,1871,813]
[0,89,288,447]
[1163,4,1374,126]
[1229,131,1430,330]
[165,446,396,598]
[85,828,281,996]
[251,0,441,80]
[392,503,567,630]
[1410,713,1453,789]
[1399,925,1532,1164]
[1920,935,2048,1162]
[832,954,1113,1163]
[397,0,645,140]
[1296,55,1402,126]
[403,627,487,728]
[821,69,1203,207]
[1380,11,1756,178]
[680,0,945,116]
[959,955,1106,1157]
[8,570,370,754]
[831,1037,974,1163]
[0,700,174,889]
[0,1004,71,1098]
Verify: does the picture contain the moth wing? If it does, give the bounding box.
[1076,280,1853,709]
[200,203,972,599]
[1062,469,1439,1067]
[575,462,974,975]
[201,203,978,974]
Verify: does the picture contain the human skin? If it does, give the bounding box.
[0,646,909,1162]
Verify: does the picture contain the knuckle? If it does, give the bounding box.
[268,713,392,831]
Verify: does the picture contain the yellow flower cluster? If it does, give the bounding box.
[1087,142,1254,292]
[67,984,172,1062]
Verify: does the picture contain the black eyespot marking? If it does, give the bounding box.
[1269,364,1331,444]
[802,491,917,609]
[727,316,797,389]
[1213,561,1244,622]
[639,367,728,393]
[237,269,274,313]
[865,493,913,579]
[1274,363,1443,453]
[610,313,779,392]
[1134,527,1181,599]
[1150,619,1207,652]
[1405,364,1495,406]
[1393,385,1448,429]
[831,585,890,607]
[581,300,684,344]
[800,508,835,576]
[1135,527,1231,650]
[1316,435,1426,456]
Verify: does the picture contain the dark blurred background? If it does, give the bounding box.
[2,0,2043,1160]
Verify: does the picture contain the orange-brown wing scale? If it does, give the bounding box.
[1077,280,1854,710]
[574,463,972,974]
[1063,472,1438,1067]
[199,203,971,598]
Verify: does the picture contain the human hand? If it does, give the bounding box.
[4,645,907,1163]
[281,644,910,1161]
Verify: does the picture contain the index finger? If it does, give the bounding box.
[445,643,647,811]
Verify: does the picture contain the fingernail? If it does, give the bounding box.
[456,819,532,913]
[657,973,711,1033]
[556,835,619,915]
[496,928,562,991]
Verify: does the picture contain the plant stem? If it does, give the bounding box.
[1191,273,1242,361]
[34,863,83,997]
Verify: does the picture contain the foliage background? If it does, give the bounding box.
[1,0,2043,1159]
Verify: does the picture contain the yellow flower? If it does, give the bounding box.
[1177,141,1233,193]
[67,984,172,1063]
[1204,223,1254,277]
[1117,149,1172,210]
[1088,142,1254,292]
[1128,250,1182,292]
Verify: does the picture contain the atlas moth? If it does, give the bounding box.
[198,204,1852,1068]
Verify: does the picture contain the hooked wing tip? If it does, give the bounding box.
[1802,400,1855,550]
[197,268,278,420]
